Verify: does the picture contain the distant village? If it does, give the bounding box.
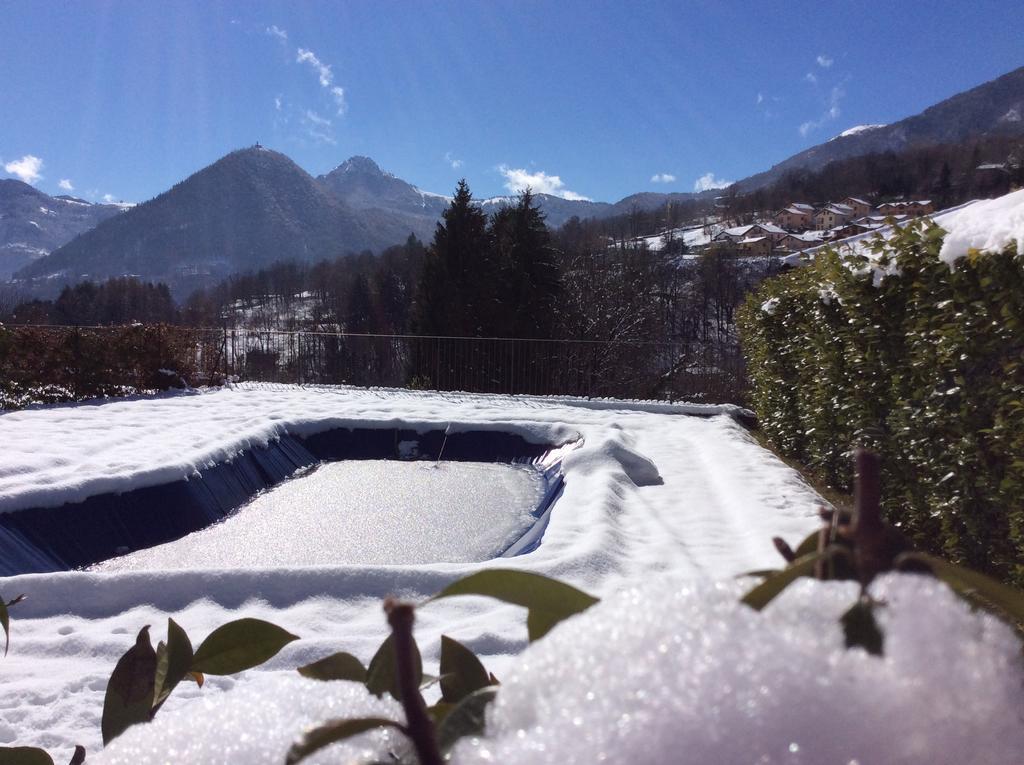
[707,196,936,258]
[630,196,940,259]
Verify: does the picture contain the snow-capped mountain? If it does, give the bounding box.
[0,180,125,279]
[14,147,415,290]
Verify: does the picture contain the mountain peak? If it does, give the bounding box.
[334,156,386,176]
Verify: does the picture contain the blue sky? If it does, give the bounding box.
[2,1,1022,205]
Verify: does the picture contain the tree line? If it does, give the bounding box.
[3,181,772,358]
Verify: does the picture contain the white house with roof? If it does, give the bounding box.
[714,222,788,246]
[841,197,873,218]
[813,203,855,230]
[774,204,815,231]
[777,232,824,252]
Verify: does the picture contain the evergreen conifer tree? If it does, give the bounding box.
[491,189,562,338]
[413,180,495,336]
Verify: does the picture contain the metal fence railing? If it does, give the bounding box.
[220,329,746,403]
[1,325,747,404]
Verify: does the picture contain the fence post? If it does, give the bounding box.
[510,338,516,395]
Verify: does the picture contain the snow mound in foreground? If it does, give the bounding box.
[96,674,407,764]
[938,187,1024,267]
[457,575,1024,765]
[95,574,1024,765]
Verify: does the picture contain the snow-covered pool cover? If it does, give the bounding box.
[3,384,825,758]
[93,461,544,569]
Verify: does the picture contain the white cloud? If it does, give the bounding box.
[650,173,676,184]
[693,172,732,192]
[799,85,844,136]
[4,155,43,184]
[301,110,336,145]
[295,47,346,115]
[498,165,590,201]
[266,25,288,42]
[274,95,283,111]
[296,48,333,88]
[805,71,817,84]
[58,178,74,191]
[756,92,764,105]
[102,193,116,203]
[330,86,346,115]
[444,152,463,170]
[817,54,833,68]
[304,109,331,127]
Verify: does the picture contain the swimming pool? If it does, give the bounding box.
[0,425,570,575]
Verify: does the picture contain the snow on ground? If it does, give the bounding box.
[93,461,544,569]
[2,384,825,758]
[5,384,1021,762]
[637,223,718,253]
[451,574,1024,765]
[93,575,1024,765]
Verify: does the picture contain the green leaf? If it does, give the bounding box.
[101,626,158,745]
[741,551,825,611]
[439,635,491,704]
[285,717,405,765]
[0,747,55,765]
[190,618,298,676]
[297,651,367,683]
[430,570,599,641]
[793,529,821,558]
[898,553,1024,625]
[840,600,884,656]
[736,569,780,580]
[427,701,456,727]
[436,686,498,753]
[366,634,422,701]
[153,618,194,713]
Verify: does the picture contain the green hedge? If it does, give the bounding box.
[738,221,1024,585]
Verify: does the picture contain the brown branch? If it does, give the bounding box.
[384,599,443,765]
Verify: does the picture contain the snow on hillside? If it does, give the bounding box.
[1,383,822,759]
[637,223,719,253]
[830,123,887,140]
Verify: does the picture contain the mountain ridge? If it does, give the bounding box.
[0,180,125,279]
[10,63,1024,293]
[735,65,1024,191]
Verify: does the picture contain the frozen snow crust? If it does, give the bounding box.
[0,384,821,758]
[92,461,548,569]
[92,575,1024,765]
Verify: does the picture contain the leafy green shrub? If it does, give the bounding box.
[738,221,1024,584]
